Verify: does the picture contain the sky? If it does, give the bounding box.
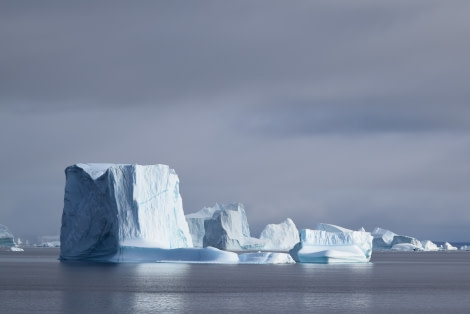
[1,1,469,242]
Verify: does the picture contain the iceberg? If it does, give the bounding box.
[185,206,219,247]
[289,223,373,263]
[372,227,440,252]
[59,164,293,264]
[390,235,423,249]
[391,243,423,251]
[259,218,299,251]
[202,203,265,251]
[239,251,295,264]
[442,242,458,251]
[421,240,439,251]
[60,163,193,262]
[0,224,16,248]
[371,227,397,250]
[0,224,22,251]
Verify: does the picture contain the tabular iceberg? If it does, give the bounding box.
[202,203,265,251]
[60,163,193,261]
[289,223,373,263]
[259,218,299,251]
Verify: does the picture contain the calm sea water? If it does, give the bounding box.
[1,248,469,313]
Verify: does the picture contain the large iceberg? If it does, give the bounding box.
[59,164,293,264]
[0,224,17,248]
[60,163,194,261]
[259,218,299,251]
[289,223,373,263]
[201,203,265,251]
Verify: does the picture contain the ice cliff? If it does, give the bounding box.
[289,223,373,263]
[60,164,193,261]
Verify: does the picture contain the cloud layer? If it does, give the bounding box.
[1,1,469,241]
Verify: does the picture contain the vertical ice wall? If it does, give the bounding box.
[60,164,193,261]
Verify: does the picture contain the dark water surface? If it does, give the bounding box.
[1,248,469,313]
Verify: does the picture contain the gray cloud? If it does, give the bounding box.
[1,1,470,242]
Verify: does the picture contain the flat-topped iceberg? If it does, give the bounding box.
[259,218,299,251]
[60,163,193,261]
[289,223,373,263]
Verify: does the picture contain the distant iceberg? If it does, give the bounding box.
[0,224,23,251]
[372,227,441,252]
[443,242,458,251]
[0,224,16,248]
[289,223,373,263]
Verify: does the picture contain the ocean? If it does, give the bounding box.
[1,248,469,313]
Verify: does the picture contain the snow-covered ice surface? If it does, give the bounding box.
[259,218,299,251]
[202,203,265,251]
[60,164,193,261]
[289,224,373,263]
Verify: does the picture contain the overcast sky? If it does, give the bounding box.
[1,1,469,242]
